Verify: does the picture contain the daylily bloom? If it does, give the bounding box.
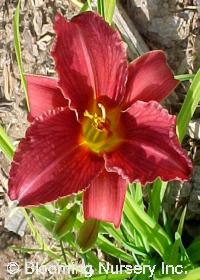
[8,12,192,228]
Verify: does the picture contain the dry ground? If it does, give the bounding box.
[0,0,200,279]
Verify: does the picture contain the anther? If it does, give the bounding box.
[83,104,107,131]
[98,103,106,121]
[84,110,94,120]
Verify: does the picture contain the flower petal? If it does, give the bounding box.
[83,170,127,228]
[124,51,179,107]
[52,12,127,117]
[105,101,192,185]
[8,107,104,206]
[26,75,67,121]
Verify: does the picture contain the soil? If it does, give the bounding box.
[0,1,78,279]
[0,0,200,279]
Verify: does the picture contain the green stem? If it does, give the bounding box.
[13,0,30,111]
[60,240,68,265]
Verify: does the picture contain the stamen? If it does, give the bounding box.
[84,110,94,120]
[83,103,107,131]
[98,103,106,121]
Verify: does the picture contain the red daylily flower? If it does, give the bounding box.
[8,12,192,228]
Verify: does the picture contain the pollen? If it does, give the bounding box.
[81,102,123,154]
[84,103,108,131]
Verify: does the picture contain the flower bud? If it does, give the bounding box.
[53,204,79,240]
[77,219,100,251]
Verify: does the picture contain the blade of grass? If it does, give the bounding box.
[0,125,14,160]
[167,207,187,265]
[123,185,144,247]
[73,272,133,280]
[60,240,68,265]
[96,235,134,264]
[120,215,135,242]
[86,0,92,10]
[102,222,147,257]
[78,0,92,12]
[103,0,116,25]
[177,206,187,236]
[97,0,105,18]
[21,209,57,259]
[31,206,57,233]
[70,0,83,8]
[187,236,200,263]
[80,2,90,12]
[101,222,127,246]
[10,245,59,255]
[154,267,200,280]
[179,239,192,268]
[130,184,150,253]
[175,74,195,81]
[133,183,145,210]
[148,180,167,222]
[124,190,172,262]
[177,68,200,142]
[13,0,30,111]
[83,251,100,269]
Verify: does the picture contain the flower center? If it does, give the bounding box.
[84,103,108,131]
[81,102,123,154]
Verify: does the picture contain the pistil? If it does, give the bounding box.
[81,102,122,154]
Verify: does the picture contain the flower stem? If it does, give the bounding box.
[60,240,68,266]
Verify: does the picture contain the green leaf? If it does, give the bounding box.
[13,0,30,111]
[175,74,195,82]
[80,2,90,12]
[96,0,116,24]
[86,0,92,10]
[131,184,150,253]
[120,215,136,243]
[103,0,116,25]
[102,222,146,258]
[31,206,57,233]
[96,235,134,264]
[168,232,182,265]
[177,206,187,236]
[187,236,200,263]
[55,196,72,209]
[124,190,172,262]
[83,251,100,270]
[72,272,132,280]
[70,0,83,9]
[97,0,105,18]
[22,209,57,259]
[179,239,192,268]
[167,207,188,265]
[177,68,200,142]
[148,180,167,222]
[133,183,145,210]
[154,267,200,280]
[101,222,128,247]
[79,0,92,12]
[0,125,14,160]
[70,0,116,24]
